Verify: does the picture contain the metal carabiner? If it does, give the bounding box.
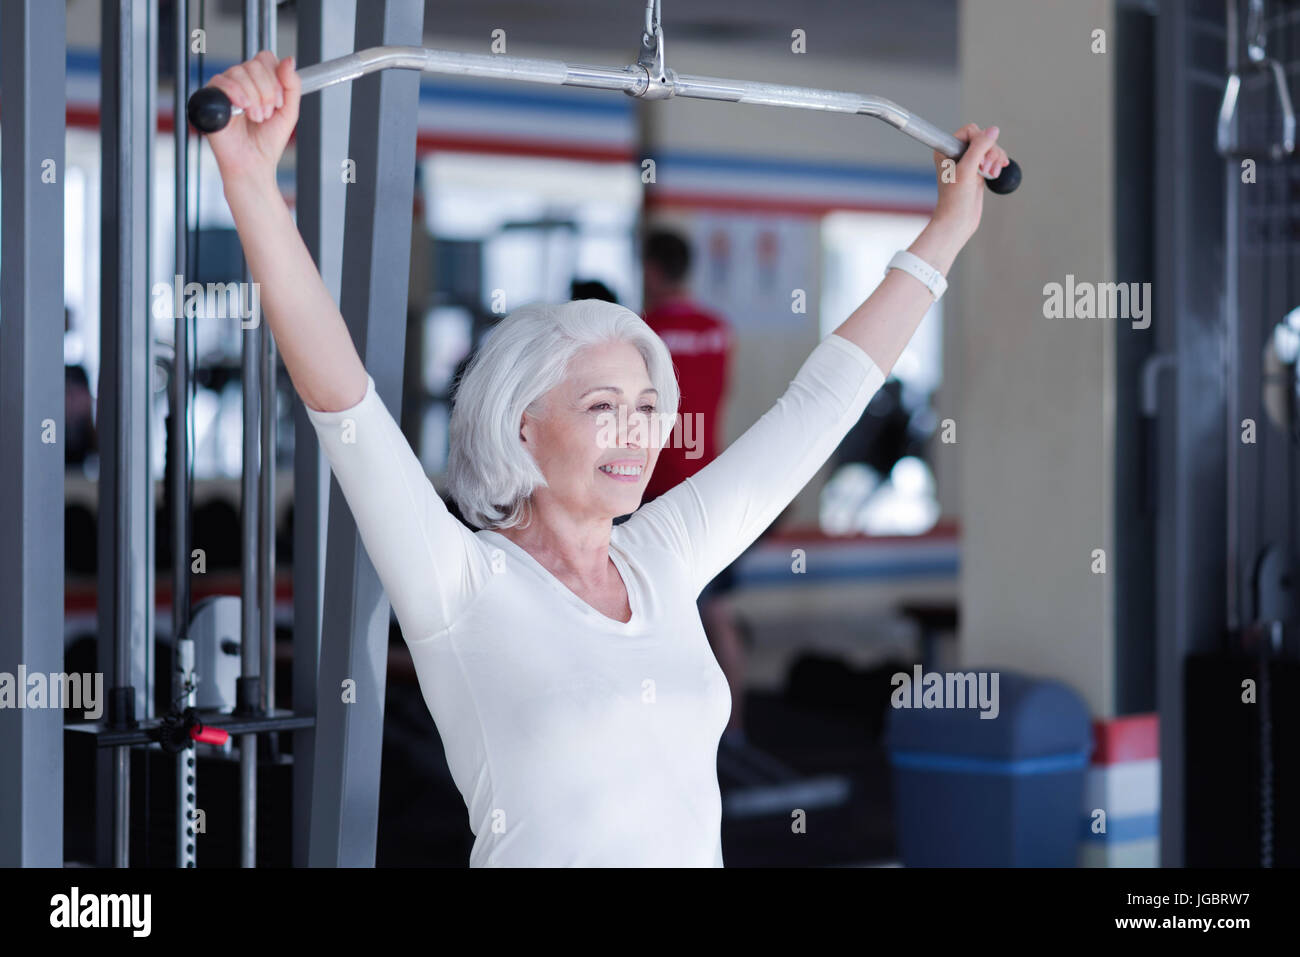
[633,0,674,99]
[1245,0,1296,157]
[1218,0,1296,159]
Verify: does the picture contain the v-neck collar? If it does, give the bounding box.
[479,529,644,632]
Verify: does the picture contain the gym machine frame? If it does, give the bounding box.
[190,0,1021,194]
[58,0,315,870]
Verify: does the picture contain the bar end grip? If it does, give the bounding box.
[188,86,232,134]
[986,158,1021,194]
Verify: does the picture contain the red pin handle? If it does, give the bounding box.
[191,725,229,746]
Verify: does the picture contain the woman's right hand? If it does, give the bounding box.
[204,51,300,187]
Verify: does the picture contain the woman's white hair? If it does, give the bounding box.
[447,298,680,530]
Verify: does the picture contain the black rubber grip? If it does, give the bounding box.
[187,86,233,134]
[986,157,1021,194]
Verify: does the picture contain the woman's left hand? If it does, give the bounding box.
[931,123,1009,246]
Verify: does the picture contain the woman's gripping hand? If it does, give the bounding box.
[205,51,301,188]
[931,123,1009,246]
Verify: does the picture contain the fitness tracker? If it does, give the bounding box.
[886,249,948,302]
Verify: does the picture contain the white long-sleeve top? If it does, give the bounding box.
[304,331,885,866]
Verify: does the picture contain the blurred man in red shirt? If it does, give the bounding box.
[640,229,748,747]
[641,232,731,502]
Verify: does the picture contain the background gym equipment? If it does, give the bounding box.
[187,0,1022,194]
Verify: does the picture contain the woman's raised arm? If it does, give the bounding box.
[204,51,368,414]
[622,123,1007,593]
[205,53,493,642]
[834,123,1008,375]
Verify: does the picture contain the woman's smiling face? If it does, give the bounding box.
[520,339,667,522]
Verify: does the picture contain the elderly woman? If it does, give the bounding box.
[207,52,1008,867]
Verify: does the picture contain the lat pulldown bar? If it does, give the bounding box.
[188,44,1022,194]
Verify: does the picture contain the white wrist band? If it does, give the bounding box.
[886,249,947,302]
